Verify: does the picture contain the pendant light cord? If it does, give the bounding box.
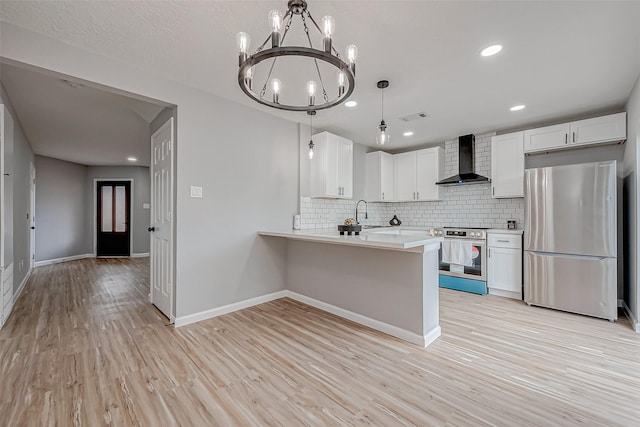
[381,87,384,122]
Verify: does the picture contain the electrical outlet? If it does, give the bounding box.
[190,186,203,198]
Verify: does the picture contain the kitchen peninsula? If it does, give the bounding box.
[259,229,443,347]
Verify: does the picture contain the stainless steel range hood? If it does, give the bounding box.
[436,134,490,186]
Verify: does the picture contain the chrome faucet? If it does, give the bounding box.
[355,200,368,224]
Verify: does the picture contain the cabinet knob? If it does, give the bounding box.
[148,226,156,232]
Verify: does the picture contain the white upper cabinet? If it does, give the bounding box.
[523,123,570,153]
[365,151,394,202]
[491,131,524,198]
[394,147,443,202]
[570,112,627,146]
[310,131,353,199]
[394,151,416,202]
[416,147,444,201]
[524,112,626,154]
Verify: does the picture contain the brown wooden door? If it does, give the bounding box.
[97,181,131,256]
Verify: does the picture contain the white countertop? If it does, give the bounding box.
[487,229,524,235]
[259,228,443,251]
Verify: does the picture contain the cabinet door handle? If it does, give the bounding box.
[488,248,490,258]
[497,239,510,243]
[417,192,420,199]
[493,187,495,196]
[565,133,568,144]
[572,132,576,143]
[413,192,416,199]
[382,192,384,200]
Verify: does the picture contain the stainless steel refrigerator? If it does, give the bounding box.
[524,161,617,321]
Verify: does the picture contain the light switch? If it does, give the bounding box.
[190,186,203,198]
[143,203,150,209]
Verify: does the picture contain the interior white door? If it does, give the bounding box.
[150,117,175,320]
[29,163,36,269]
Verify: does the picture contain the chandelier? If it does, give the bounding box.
[236,0,357,112]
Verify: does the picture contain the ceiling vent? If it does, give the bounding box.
[399,112,429,122]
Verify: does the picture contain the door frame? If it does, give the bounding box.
[29,162,36,269]
[93,178,134,257]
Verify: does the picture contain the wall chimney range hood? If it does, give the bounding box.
[436,134,490,186]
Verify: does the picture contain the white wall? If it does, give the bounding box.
[0,81,35,291]
[0,23,298,319]
[624,73,640,329]
[34,156,89,261]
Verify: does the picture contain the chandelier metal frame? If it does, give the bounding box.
[237,0,356,112]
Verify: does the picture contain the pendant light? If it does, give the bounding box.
[308,110,316,159]
[376,80,390,146]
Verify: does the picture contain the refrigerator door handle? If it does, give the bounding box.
[529,251,610,261]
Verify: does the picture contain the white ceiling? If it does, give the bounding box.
[1,1,640,153]
[0,62,164,166]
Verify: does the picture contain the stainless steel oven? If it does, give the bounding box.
[430,227,487,294]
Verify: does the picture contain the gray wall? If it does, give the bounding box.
[34,156,89,261]
[1,81,35,292]
[623,73,640,326]
[34,157,151,260]
[86,166,151,255]
[1,23,298,319]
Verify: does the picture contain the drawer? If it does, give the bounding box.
[488,234,522,249]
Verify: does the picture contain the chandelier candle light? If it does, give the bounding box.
[236,0,357,112]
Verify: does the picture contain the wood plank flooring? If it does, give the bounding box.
[1,258,639,426]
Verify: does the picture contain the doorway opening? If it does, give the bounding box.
[96,180,132,257]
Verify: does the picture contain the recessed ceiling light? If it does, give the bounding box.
[345,100,357,108]
[403,131,414,137]
[510,105,526,111]
[481,44,502,57]
[127,156,138,162]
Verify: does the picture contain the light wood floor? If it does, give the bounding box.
[1,258,639,426]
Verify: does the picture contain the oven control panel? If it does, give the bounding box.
[430,228,487,239]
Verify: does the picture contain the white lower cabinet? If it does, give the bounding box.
[487,232,522,300]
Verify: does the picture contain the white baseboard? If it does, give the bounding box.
[131,253,150,258]
[13,268,31,304]
[489,288,523,300]
[285,290,439,347]
[174,290,288,327]
[172,289,442,347]
[423,325,442,348]
[34,254,93,267]
[622,301,639,333]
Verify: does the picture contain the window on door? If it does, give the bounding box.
[97,181,131,256]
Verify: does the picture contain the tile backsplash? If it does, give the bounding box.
[300,132,525,230]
